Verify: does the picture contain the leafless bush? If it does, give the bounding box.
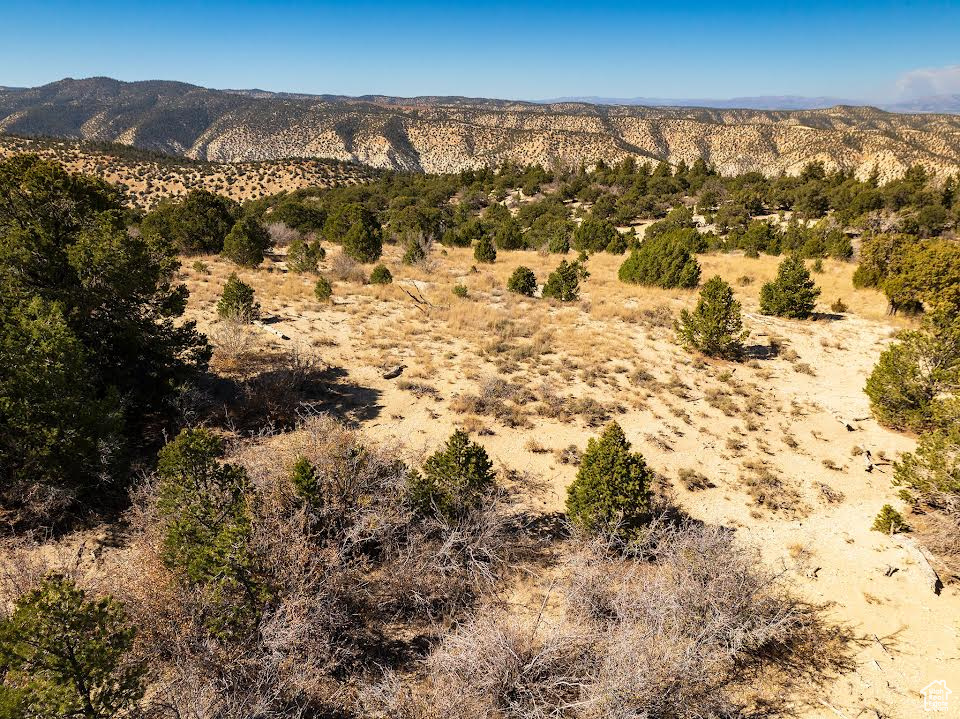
[230,346,327,429]
[329,251,368,283]
[416,612,591,719]
[266,221,301,247]
[376,520,844,719]
[209,318,253,369]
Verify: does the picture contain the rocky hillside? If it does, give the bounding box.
[4,77,960,180]
[0,134,375,208]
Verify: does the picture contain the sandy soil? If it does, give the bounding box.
[175,246,960,717]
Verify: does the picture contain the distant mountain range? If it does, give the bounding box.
[3,77,960,178]
[543,94,960,114]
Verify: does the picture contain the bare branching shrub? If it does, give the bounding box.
[380,520,845,719]
[329,251,368,283]
[209,318,253,369]
[266,221,301,247]
[121,416,513,719]
[417,613,591,719]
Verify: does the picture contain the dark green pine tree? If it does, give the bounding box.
[760,255,821,319]
[675,276,748,359]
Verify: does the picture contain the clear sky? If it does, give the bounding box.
[3,0,960,101]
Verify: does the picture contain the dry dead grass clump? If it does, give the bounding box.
[536,383,621,427]
[678,468,713,491]
[451,377,535,428]
[741,459,804,514]
[366,521,846,719]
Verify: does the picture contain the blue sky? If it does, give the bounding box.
[3,0,959,100]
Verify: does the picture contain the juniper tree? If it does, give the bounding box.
[542,259,588,302]
[759,255,820,318]
[408,430,495,517]
[217,273,259,321]
[156,429,267,635]
[675,276,748,360]
[0,575,145,719]
[369,264,393,284]
[618,232,701,288]
[507,266,538,297]
[141,189,238,254]
[341,211,383,263]
[314,275,333,302]
[864,309,960,431]
[222,216,271,267]
[565,422,652,539]
[474,234,497,263]
[286,238,325,273]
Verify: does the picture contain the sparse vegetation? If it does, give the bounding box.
[217,273,259,321]
[760,255,821,319]
[565,422,652,538]
[675,275,747,359]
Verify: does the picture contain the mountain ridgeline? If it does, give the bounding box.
[3,77,960,179]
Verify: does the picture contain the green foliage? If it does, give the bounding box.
[605,231,629,255]
[864,310,960,431]
[329,205,383,262]
[289,456,320,505]
[369,264,393,285]
[542,259,588,302]
[192,260,209,274]
[830,298,848,313]
[507,266,538,297]
[222,216,271,267]
[286,238,325,273]
[217,273,259,321]
[572,216,618,253]
[268,199,327,233]
[0,298,122,522]
[547,231,571,254]
[402,238,426,265]
[759,255,820,319]
[452,283,469,298]
[408,430,495,517]
[314,276,333,302]
[473,235,497,263]
[493,218,524,250]
[0,575,145,719]
[141,189,238,254]
[871,505,909,534]
[0,155,209,524]
[156,429,266,635]
[675,276,747,359]
[618,231,701,288]
[894,423,960,499]
[565,422,653,538]
[882,239,960,313]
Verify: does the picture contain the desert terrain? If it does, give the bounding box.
[0,134,375,208]
[169,243,958,719]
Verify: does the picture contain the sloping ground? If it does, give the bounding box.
[4,78,960,179]
[0,134,376,208]
[180,246,959,719]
